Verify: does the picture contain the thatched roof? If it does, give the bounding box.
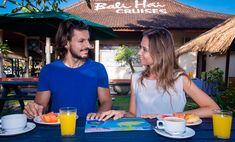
[176,17,235,56]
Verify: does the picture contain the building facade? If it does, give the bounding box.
[64,0,233,80]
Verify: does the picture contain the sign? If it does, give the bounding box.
[94,0,167,14]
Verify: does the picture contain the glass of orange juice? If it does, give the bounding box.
[59,107,77,136]
[212,109,233,139]
[188,71,194,79]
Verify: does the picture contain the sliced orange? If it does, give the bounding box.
[40,112,59,123]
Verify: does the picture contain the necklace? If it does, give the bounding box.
[64,61,84,68]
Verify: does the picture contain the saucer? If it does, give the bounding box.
[154,127,195,139]
[0,122,36,136]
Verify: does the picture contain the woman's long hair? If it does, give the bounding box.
[140,27,186,93]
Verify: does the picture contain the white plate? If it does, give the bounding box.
[33,113,78,125]
[33,115,60,125]
[157,114,202,126]
[0,122,36,136]
[154,127,195,139]
[186,118,202,126]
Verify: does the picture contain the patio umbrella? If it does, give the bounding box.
[176,17,235,85]
[176,17,235,56]
[0,11,116,39]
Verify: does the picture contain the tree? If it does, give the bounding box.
[0,0,91,13]
[0,42,11,56]
[115,45,138,73]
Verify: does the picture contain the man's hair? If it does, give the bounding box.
[55,19,89,59]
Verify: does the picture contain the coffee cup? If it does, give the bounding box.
[0,114,27,132]
[156,117,186,135]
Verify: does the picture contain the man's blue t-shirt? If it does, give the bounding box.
[37,59,109,117]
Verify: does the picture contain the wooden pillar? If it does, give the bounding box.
[45,37,51,64]
[225,39,235,86]
[95,40,100,62]
[24,37,29,77]
[0,29,4,78]
[0,29,2,42]
[225,48,231,86]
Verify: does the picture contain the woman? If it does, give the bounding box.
[90,27,219,121]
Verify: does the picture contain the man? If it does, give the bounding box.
[24,19,112,119]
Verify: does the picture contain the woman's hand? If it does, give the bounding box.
[141,114,158,119]
[86,112,102,120]
[97,110,126,121]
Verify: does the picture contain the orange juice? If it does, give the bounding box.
[213,111,232,139]
[59,107,77,136]
[188,71,194,79]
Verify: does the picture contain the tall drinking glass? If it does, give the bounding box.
[188,71,194,79]
[212,109,233,139]
[59,107,77,136]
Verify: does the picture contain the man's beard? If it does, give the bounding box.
[69,48,89,61]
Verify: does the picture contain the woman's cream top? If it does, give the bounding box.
[132,72,186,117]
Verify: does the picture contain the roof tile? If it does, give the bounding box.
[64,0,232,30]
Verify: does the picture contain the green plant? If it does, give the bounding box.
[199,68,235,111]
[200,68,226,93]
[216,87,235,114]
[115,45,138,73]
[0,42,11,56]
[206,68,224,83]
[200,71,206,80]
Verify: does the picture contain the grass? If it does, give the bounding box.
[0,100,24,116]
[0,97,132,116]
[1,95,195,116]
[1,95,221,116]
[112,95,130,110]
[185,97,199,110]
[112,95,200,111]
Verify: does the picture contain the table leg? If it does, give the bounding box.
[0,100,6,113]
[15,86,25,111]
[0,86,10,114]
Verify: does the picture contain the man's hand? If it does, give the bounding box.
[23,102,44,119]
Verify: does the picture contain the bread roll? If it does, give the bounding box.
[185,113,200,123]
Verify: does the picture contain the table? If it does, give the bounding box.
[0,78,38,113]
[0,118,234,142]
